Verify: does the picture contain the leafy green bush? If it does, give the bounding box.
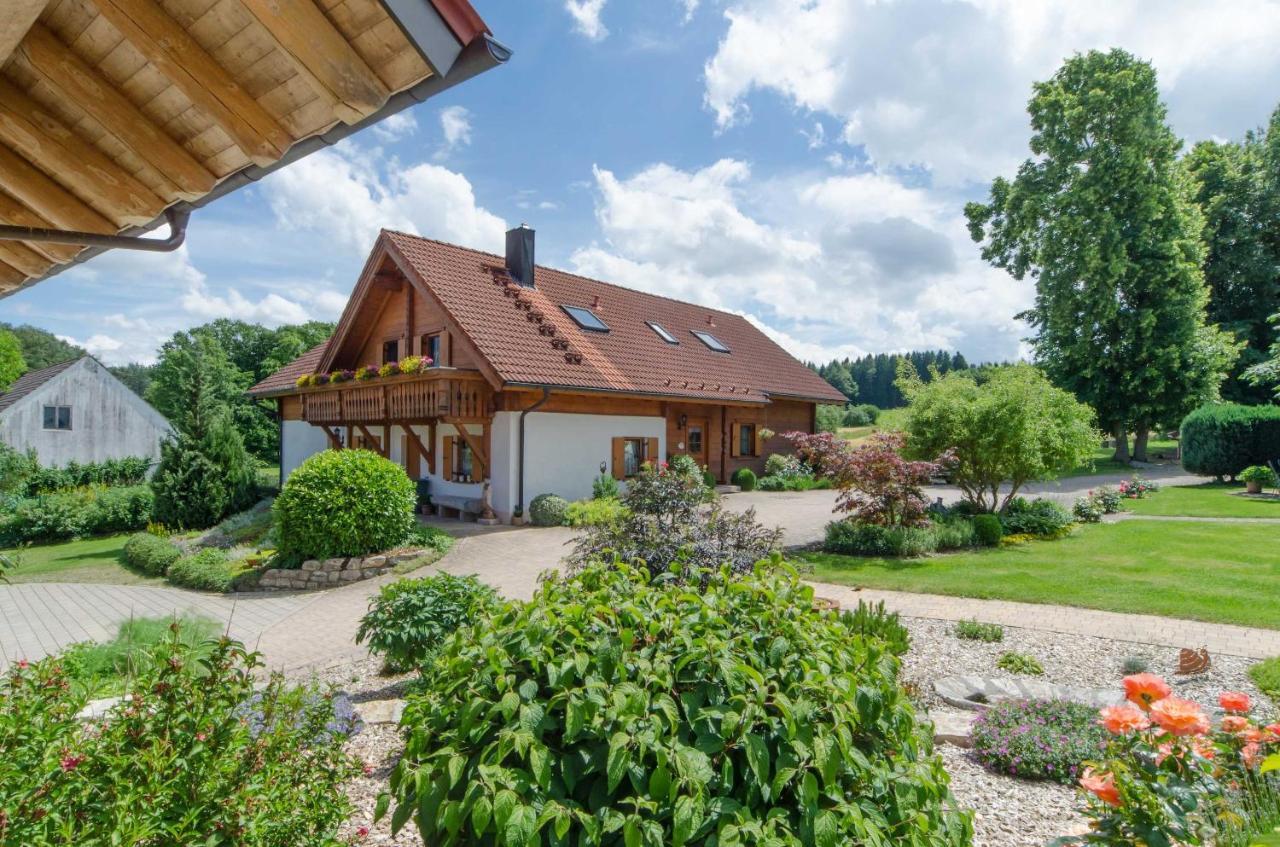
[123,532,183,576]
[1249,656,1280,704]
[1073,495,1105,523]
[1181,403,1280,479]
[824,520,935,557]
[971,699,1108,783]
[356,573,498,673]
[60,615,220,696]
[929,515,977,549]
[842,404,881,427]
[529,493,570,526]
[815,402,844,432]
[382,563,971,845]
[0,633,361,845]
[972,513,1004,545]
[731,467,757,491]
[701,468,717,488]
[999,497,1073,537]
[591,473,620,500]
[764,453,791,477]
[20,455,151,496]
[274,449,415,562]
[757,474,833,491]
[0,484,154,545]
[996,651,1044,675]
[842,599,910,656]
[565,497,629,527]
[167,548,237,592]
[954,619,1004,642]
[1241,465,1279,487]
[401,523,455,555]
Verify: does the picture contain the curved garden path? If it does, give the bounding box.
[3,464,1276,673]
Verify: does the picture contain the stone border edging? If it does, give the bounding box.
[255,550,429,591]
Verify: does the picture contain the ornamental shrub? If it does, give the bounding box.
[973,514,1004,545]
[1181,403,1280,480]
[274,449,416,562]
[702,469,717,488]
[152,421,256,531]
[731,467,757,491]
[382,563,972,846]
[1073,496,1105,523]
[0,484,154,545]
[1240,465,1279,487]
[123,532,183,576]
[1249,656,1280,704]
[167,548,237,592]
[666,453,701,478]
[842,599,910,656]
[999,497,1073,537]
[356,573,498,673]
[0,632,361,846]
[996,651,1045,675]
[591,473,620,500]
[529,493,570,526]
[565,497,629,527]
[823,520,936,557]
[971,699,1108,783]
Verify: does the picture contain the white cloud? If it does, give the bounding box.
[437,105,472,155]
[571,158,1029,362]
[262,141,506,254]
[371,111,417,142]
[679,0,699,23]
[565,0,609,40]
[704,0,1280,185]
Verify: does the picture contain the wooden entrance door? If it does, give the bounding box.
[680,417,709,470]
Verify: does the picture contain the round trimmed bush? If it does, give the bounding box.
[972,514,1003,545]
[123,532,182,576]
[998,497,1072,537]
[385,564,971,845]
[274,449,415,562]
[528,493,569,526]
[1181,403,1280,479]
[971,699,1109,784]
[166,548,234,592]
[731,467,757,491]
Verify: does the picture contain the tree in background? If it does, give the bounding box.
[108,362,155,398]
[1182,106,1280,404]
[897,363,1097,513]
[149,332,256,529]
[810,350,976,408]
[0,323,83,371]
[966,50,1237,463]
[0,329,25,391]
[1247,313,1280,397]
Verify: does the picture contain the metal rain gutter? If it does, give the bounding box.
[517,386,552,516]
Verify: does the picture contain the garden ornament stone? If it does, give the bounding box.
[1176,646,1211,675]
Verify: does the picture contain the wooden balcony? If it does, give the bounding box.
[299,369,494,425]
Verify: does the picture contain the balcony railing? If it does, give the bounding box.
[299,369,493,424]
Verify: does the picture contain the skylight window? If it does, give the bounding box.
[691,330,730,353]
[561,305,610,332]
[647,321,678,344]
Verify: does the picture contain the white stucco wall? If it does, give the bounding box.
[280,420,332,481]
[515,411,666,511]
[0,358,171,468]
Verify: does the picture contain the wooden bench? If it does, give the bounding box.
[432,494,484,521]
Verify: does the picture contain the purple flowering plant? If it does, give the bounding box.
[971,698,1110,784]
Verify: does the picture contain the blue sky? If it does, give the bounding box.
[4,0,1280,366]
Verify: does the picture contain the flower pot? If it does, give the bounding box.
[1246,480,1263,495]
[511,515,525,526]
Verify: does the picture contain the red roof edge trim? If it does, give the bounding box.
[431,0,489,43]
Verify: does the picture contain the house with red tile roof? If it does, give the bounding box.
[249,226,845,522]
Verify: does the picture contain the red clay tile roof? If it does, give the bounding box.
[248,342,329,396]
[250,231,846,405]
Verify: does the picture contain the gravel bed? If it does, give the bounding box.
[301,622,1269,847]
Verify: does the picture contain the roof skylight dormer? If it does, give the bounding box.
[562,305,610,332]
[691,330,730,353]
[647,321,678,344]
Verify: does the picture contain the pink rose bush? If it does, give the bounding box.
[1064,674,1279,845]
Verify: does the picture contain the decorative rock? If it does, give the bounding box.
[364,555,387,567]
[77,696,123,720]
[301,559,323,571]
[344,558,364,571]
[933,675,1122,712]
[927,710,974,748]
[355,698,406,725]
[324,558,346,571]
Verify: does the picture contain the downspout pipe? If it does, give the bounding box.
[517,387,551,515]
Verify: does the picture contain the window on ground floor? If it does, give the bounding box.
[42,405,72,430]
[731,422,757,458]
[612,436,658,479]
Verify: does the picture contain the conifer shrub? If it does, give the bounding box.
[274,449,416,563]
[381,563,971,846]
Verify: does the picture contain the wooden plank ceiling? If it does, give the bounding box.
[0,0,438,292]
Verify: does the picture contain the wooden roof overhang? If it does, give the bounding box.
[0,0,507,298]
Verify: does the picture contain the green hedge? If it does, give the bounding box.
[274,449,415,563]
[384,563,971,845]
[123,533,183,576]
[0,485,153,546]
[167,548,236,593]
[1181,403,1280,479]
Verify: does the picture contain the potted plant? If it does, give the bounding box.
[511,506,525,526]
[1240,465,1277,495]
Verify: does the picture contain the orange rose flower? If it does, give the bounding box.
[1080,768,1122,807]
[1265,722,1280,739]
[1150,697,1211,736]
[1243,742,1262,768]
[1123,673,1172,710]
[1221,715,1250,734]
[1219,691,1252,713]
[1193,737,1217,760]
[1099,704,1151,734]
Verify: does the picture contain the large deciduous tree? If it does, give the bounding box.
[0,329,26,391]
[897,363,1098,513]
[965,49,1237,462]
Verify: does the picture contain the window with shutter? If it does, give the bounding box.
[442,435,454,480]
[611,437,626,480]
[730,423,742,458]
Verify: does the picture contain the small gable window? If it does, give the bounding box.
[691,330,730,353]
[43,405,72,431]
[562,305,610,332]
[647,321,678,344]
[382,339,399,364]
[422,333,442,366]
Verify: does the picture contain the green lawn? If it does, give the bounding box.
[1062,437,1180,478]
[1125,483,1280,518]
[839,408,907,444]
[1,534,157,585]
[798,520,1280,630]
